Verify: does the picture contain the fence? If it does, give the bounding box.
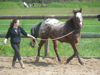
[0,14,100,57]
[0,15,98,19]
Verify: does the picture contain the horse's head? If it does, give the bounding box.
[73,8,83,28]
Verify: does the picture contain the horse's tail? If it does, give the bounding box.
[30,22,42,47]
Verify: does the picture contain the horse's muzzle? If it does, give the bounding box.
[80,23,84,28]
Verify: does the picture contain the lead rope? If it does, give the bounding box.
[0,45,5,52]
[37,30,75,41]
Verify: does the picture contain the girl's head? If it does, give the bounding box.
[10,19,19,27]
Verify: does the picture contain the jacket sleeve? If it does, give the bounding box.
[20,27,27,36]
[5,28,11,39]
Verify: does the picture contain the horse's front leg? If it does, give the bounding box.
[52,40,61,61]
[67,43,84,65]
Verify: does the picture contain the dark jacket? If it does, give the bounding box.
[5,26,27,43]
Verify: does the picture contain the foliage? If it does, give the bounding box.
[48,1,100,8]
[0,0,99,3]
[0,1,100,9]
[0,2,24,9]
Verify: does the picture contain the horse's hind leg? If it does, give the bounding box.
[36,40,47,62]
[52,40,61,61]
[37,40,47,56]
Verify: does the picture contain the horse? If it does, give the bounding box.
[31,8,84,65]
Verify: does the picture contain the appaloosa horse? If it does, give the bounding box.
[31,8,84,65]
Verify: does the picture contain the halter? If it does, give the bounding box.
[71,17,81,32]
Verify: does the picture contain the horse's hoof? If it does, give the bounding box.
[35,57,39,62]
[66,59,70,64]
[80,62,85,66]
[83,63,85,66]
[58,59,61,62]
[82,63,85,66]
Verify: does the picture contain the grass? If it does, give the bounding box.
[0,7,100,15]
[0,1,100,57]
[0,38,100,57]
[0,1,100,15]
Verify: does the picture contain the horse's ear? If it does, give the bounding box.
[73,10,75,13]
[73,9,76,14]
[80,8,82,12]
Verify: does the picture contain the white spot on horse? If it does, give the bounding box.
[76,12,82,25]
[46,18,59,25]
[40,18,61,33]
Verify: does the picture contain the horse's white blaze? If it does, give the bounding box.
[76,12,82,25]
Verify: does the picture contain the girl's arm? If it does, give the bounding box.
[20,27,35,40]
[4,28,11,45]
[27,34,35,40]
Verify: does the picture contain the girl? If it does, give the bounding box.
[4,19,35,69]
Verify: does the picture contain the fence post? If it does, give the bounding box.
[44,17,49,57]
[45,40,49,56]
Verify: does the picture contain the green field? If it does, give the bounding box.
[0,1,100,57]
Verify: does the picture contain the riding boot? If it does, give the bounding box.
[19,60,25,69]
[12,60,16,67]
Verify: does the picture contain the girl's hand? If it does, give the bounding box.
[27,34,36,40]
[32,36,35,40]
[4,38,7,45]
[4,42,7,45]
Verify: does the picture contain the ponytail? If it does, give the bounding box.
[10,19,18,27]
[10,20,12,27]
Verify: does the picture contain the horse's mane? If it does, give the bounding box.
[66,17,75,30]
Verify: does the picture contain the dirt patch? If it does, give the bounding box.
[0,56,100,75]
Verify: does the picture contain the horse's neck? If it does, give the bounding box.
[71,17,81,30]
[65,17,81,34]
[65,18,75,30]
[70,18,76,30]
[73,17,82,34]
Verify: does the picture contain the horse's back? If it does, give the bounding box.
[41,18,59,28]
[44,18,59,25]
[40,18,65,32]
